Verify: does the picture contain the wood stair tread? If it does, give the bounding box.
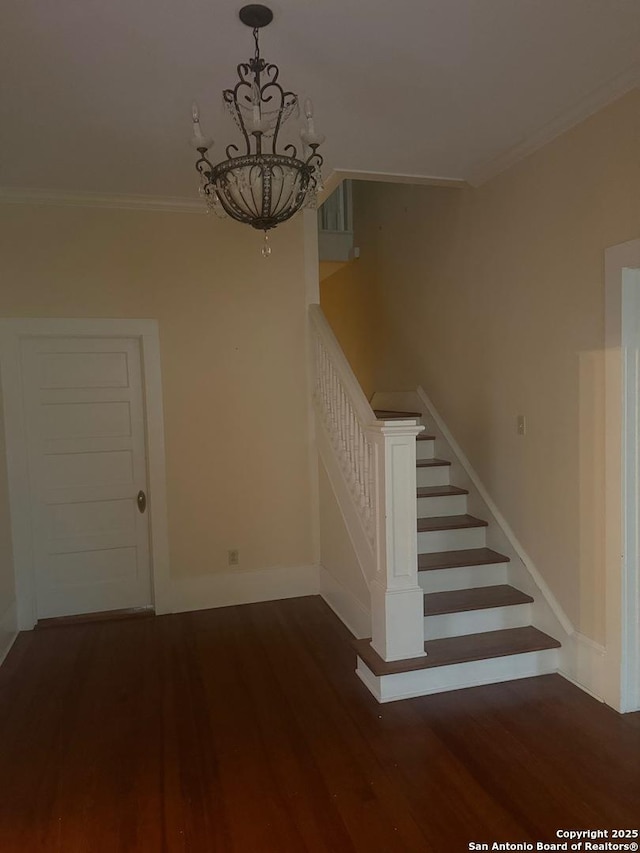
[417,485,469,498]
[417,514,488,532]
[418,547,510,571]
[354,626,560,677]
[416,457,451,468]
[423,584,534,616]
[416,433,436,441]
[373,409,422,420]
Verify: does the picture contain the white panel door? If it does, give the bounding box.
[20,336,152,619]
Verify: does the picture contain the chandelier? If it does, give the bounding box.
[191,4,325,256]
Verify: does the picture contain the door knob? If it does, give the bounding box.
[137,490,147,513]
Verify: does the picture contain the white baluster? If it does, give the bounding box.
[363,440,372,537]
[357,425,365,506]
[348,407,356,483]
[340,385,347,458]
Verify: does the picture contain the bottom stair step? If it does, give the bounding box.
[354,626,560,677]
[355,627,561,703]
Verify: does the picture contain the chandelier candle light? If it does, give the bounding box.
[191,4,325,257]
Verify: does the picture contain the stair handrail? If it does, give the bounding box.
[310,304,426,662]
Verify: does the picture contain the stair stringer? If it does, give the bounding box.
[370,388,607,703]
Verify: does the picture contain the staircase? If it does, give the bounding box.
[353,410,561,703]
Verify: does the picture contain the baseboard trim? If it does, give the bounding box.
[560,632,608,704]
[319,565,371,639]
[0,599,18,667]
[558,671,606,705]
[167,564,320,614]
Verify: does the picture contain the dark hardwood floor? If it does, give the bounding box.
[0,596,638,852]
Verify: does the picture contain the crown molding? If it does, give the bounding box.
[0,187,205,214]
[335,169,468,189]
[319,168,468,202]
[467,62,640,187]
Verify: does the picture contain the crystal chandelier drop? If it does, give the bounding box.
[191,4,325,255]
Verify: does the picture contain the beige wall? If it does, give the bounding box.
[350,90,640,644]
[319,184,381,399]
[0,204,314,583]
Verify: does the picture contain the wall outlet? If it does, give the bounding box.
[517,415,526,436]
[228,549,239,566]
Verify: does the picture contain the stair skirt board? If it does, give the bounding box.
[357,647,560,703]
[423,603,532,639]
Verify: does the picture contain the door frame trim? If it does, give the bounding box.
[0,318,171,629]
[604,239,640,713]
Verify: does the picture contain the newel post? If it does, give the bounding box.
[368,421,426,662]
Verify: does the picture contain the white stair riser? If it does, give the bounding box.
[418,526,486,553]
[417,466,450,487]
[356,647,559,703]
[419,562,509,592]
[416,439,435,460]
[417,494,467,517]
[423,603,532,640]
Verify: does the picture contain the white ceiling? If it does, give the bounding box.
[1,0,639,201]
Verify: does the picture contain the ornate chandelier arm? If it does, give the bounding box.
[261,72,297,154]
[195,151,215,180]
[305,148,324,187]
[223,71,253,157]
